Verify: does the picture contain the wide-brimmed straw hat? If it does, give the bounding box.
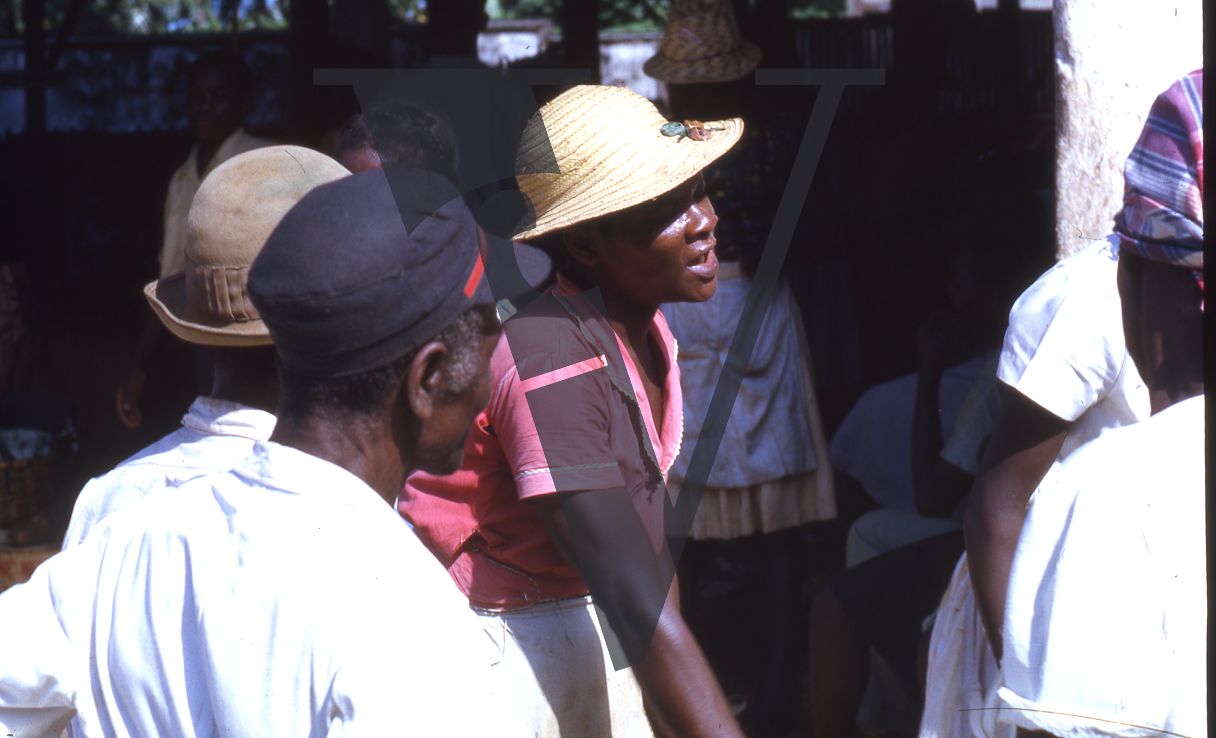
[643,0,762,85]
[513,85,743,242]
[144,146,349,347]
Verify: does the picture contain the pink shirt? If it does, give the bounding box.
[400,275,683,610]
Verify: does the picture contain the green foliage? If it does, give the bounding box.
[486,0,844,32]
[0,0,845,38]
[789,0,845,18]
[489,0,667,34]
[385,0,425,22]
[0,1,17,35]
[3,0,287,36]
[599,0,665,32]
[493,0,560,21]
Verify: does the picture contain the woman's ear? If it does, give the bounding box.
[564,225,600,268]
[403,340,448,422]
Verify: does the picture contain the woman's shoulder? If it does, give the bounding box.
[495,294,604,380]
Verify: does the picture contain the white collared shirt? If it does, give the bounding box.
[2,441,525,738]
[62,396,276,549]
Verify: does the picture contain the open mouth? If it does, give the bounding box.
[686,241,719,280]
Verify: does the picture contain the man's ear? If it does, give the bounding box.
[404,340,448,421]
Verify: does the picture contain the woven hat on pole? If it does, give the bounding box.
[513,84,743,242]
[643,0,762,85]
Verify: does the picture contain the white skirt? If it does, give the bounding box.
[918,554,1014,738]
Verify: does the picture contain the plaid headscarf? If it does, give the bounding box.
[1114,70,1204,299]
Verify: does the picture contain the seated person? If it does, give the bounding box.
[810,221,1052,738]
[829,229,1046,523]
[809,356,1001,738]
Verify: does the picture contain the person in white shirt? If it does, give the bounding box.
[115,51,273,430]
[996,69,1205,738]
[920,71,1201,738]
[919,243,1151,738]
[63,145,350,549]
[0,167,524,737]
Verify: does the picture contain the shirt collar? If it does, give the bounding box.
[180,396,276,441]
[233,440,396,518]
[550,273,684,479]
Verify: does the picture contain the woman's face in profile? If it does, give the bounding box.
[588,174,721,307]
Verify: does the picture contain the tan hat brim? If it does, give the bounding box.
[643,42,762,85]
[514,115,745,243]
[144,275,272,348]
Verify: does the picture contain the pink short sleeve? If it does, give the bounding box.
[489,344,626,499]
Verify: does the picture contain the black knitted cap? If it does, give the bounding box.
[248,167,490,378]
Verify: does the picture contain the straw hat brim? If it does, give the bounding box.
[643,41,762,85]
[514,115,744,243]
[144,275,271,348]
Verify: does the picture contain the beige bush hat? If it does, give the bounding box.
[513,85,743,242]
[145,145,349,347]
[643,0,762,85]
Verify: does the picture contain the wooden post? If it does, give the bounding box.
[997,0,1019,121]
[22,0,45,135]
[288,0,329,136]
[561,0,600,82]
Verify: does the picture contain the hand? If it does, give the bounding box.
[916,311,957,375]
[115,370,146,430]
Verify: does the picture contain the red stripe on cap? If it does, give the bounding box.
[463,252,485,298]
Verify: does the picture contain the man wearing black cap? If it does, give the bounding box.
[0,169,524,737]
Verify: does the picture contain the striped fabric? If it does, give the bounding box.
[1114,70,1204,276]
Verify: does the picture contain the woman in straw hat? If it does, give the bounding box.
[401,84,748,737]
[649,3,834,733]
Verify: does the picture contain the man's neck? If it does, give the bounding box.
[211,355,277,414]
[269,416,405,506]
[210,382,276,414]
[195,128,237,177]
[1148,381,1204,415]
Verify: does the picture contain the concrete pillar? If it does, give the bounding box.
[1054,0,1202,258]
